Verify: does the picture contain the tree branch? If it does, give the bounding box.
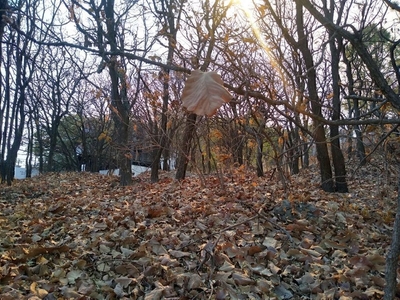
[297,0,400,110]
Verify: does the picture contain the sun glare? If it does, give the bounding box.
[228,0,287,89]
[227,0,272,56]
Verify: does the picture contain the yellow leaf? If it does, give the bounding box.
[37,288,49,298]
[30,282,37,294]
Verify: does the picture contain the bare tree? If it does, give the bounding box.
[293,0,400,297]
[0,0,41,184]
[67,0,146,185]
[148,0,185,182]
[175,0,232,180]
[323,0,348,192]
[29,47,84,172]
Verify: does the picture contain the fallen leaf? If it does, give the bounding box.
[232,272,254,285]
[66,270,81,284]
[187,273,204,289]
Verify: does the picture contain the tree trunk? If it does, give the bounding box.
[330,128,348,192]
[47,120,60,172]
[206,123,212,173]
[151,67,170,182]
[342,47,366,165]
[327,17,348,193]
[296,2,334,192]
[0,0,7,181]
[232,128,244,166]
[384,164,400,300]
[314,126,334,192]
[4,94,24,185]
[354,99,366,165]
[118,114,132,186]
[25,117,34,178]
[303,142,309,168]
[105,0,132,186]
[162,146,170,171]
[5,142,19,185]
[36,121,44,173]
[150,0,180,182]
[2,17,29,184]
[175,113,197,180]
[0,40,11,183]
[288,129,300,175]
[150,96,167,182]
[256,136,264,177]
[108,67,132,186]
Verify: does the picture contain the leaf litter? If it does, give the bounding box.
[0,165,398,299]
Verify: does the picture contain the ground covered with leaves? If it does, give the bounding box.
[0,164,398,299]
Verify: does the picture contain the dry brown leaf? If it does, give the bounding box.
[187,273,204,289]
[169,250,191,258]
[144,288,163,300]
[219,260,235,272]
[77,281,95,295]
[1,168,392,299]
[232,272,254,285]
[181,70,232,116]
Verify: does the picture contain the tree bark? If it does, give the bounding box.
[0,0,7,181]
[1,8,34,184]
[299,0,400,110]
[150,70,169,182]
[384,164,400,300]
[105,0,132,186]
[288,129,300,175]
[256,136,264,177]
[175,0,229,180]
[150,0,180,182]
[342,47,366,165]
[175,113,197,180]
[25,116,34,178]
[325,4,348,192]
[295,1,334,192]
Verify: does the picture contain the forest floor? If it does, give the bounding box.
[0,160,398,300]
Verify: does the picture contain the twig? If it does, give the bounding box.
[207,280,214,300]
